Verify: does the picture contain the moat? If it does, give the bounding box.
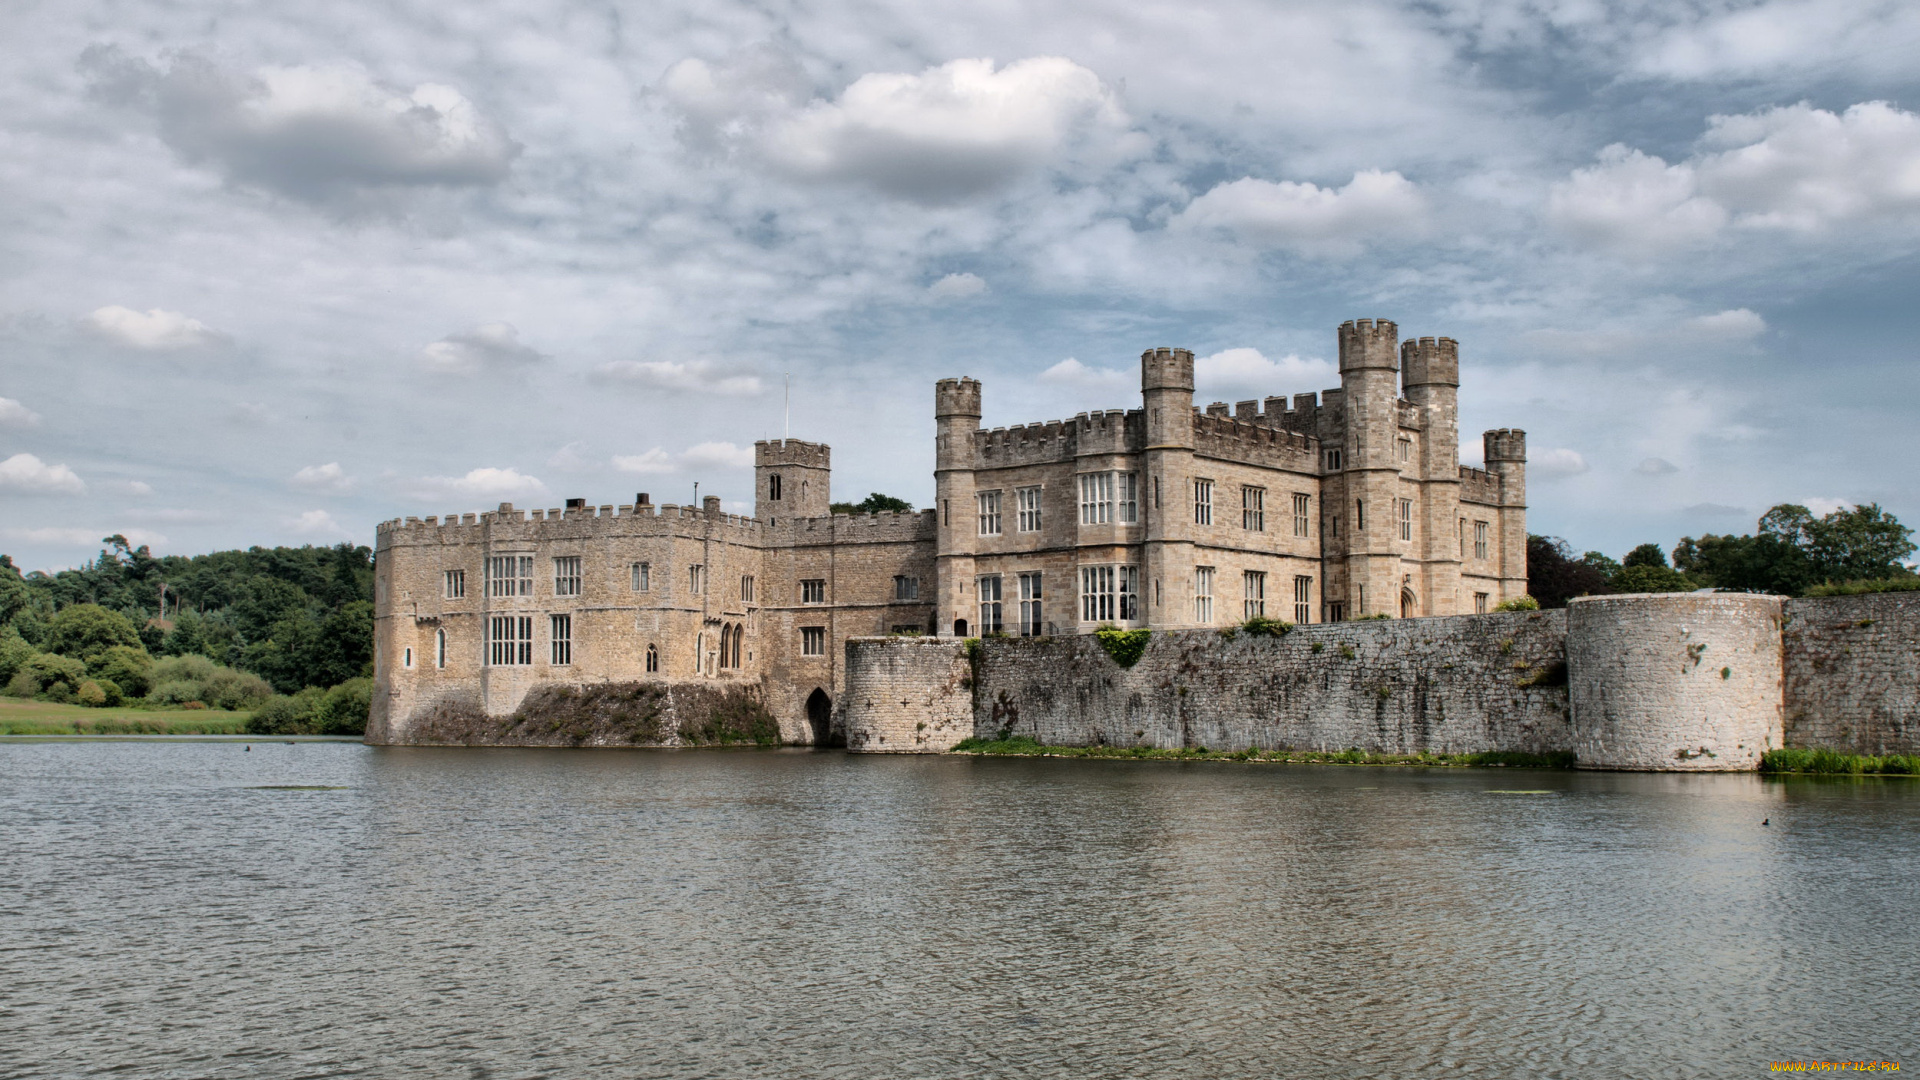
[3,742,1912,1078]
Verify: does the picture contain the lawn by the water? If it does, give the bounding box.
[0,699,253,735]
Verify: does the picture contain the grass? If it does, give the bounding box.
[0,698,253,735]
[1760,747,1920,775]
[950,734,1574,769]
[1802,577,1920,597]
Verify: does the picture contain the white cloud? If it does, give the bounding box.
[593,359,762,396]
[85,306,225,350]
[285,509,350,537]
[546,441,593,471]
[409,467,549,502]
[612,441,755,475]
[928,272,989,300]
[1531,448,1590,480]
[1549,102,1920,253]
[124,480,153,496]
[1800,496,1852,517]
[82,47,517,204]
[289,462,353,494]
[0,398,41,427]
[420,323,544,375]
[666,55,1138,203]
[1195,348,1338,401]
[0,453,85,494]
[1173,170,1427,256]
[1038,357,1130,391]
[1685,308,1767,340]
[1,526,166,548]
[1635,457,1680,476]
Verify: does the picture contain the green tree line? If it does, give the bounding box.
[1527,503,1916,608]
[0,536,373,733]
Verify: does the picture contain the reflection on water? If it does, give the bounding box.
[2,741,1914,1078]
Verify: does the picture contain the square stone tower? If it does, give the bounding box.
[755,440,831,523]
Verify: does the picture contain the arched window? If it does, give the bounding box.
[645,643,658,673]
[1401,589,1417,619]
[718,625,733,669]
[769,473,782,500]
[435,629,447,668]
[730,624,742,668]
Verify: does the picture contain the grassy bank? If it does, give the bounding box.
[0,699,252,735]
[950,735,1574,769]
[1760,747,1920,775]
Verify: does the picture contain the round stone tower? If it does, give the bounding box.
[1567,592,1785,770]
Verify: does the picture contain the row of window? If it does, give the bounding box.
[444,560,927,604]
[973,479,1314,537]
[971,567,1316,632]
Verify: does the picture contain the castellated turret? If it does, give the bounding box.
[1401,337,1459,389]
[755,439,831,522]
[1338,318,1400,372]
[1140,347,1194,392]
[1484,428,1527,464]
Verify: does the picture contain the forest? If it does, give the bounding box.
[0,536,372,734]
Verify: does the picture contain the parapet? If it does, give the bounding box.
[1485,428,1527,463]
[1338,319,1399,372]
[755,439,830,469]
[1141,347,1194,392]
[1402,336,1459,388]
[936,377,982,419]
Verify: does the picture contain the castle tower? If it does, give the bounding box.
[1403,337,1463,616]
[1337,319,1401,617]
[1483,428,1529,603]
[1140,348,1196,628]
[755,440,831,522]
[933,378,981,636]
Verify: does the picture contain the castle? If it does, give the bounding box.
[370,319,1528,744]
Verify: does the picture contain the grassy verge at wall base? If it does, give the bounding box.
[1759,747,1920,775]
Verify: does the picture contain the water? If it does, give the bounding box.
[1,741,1914,1079]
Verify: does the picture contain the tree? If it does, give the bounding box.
[1805,503,1914,582]
[1622,543,1668,569]
[829,493,915,514]
[1527,535,1612,608]
[1612,564,1694,594]
[1676,503,1915,594]
[44,604,144,665]
[0,558,28,627]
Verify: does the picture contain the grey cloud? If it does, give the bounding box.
[420,323,545,376]
[80,46,518,204]
[1635,457,1680,475]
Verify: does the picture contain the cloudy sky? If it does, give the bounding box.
[4,0,1918,571]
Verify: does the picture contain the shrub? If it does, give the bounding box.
[0,629,35,686]
[90,645,154,698]
[1094,624,1152,668]
[247,687,324,735]
[13,652,88,698]
[1804,577,1920,597]
[44,604,144,665]
[145,654,273,711]
[1239,616,1294,638]
[1494,595,1541,612]
[76,680,109,707]
[312,677,373,735]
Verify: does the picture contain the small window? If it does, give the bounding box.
[689,564,705,594]
[1293,494,1311,538]
[1243,571,1266,619]
[443,569,465,599]
[769,473,783,501]
[435,629,447,668]
[632,562,651,591]
[1193,479,1213,525]
[741,575,755,603]
[1398,499,1413,541]
[1327,602,1346,622]
[403,647,413,669]
[801,578,826,604]
[1474,592,1490,615]
[487,615,533,665]
[1118,473,1138,524]
[977,491,1003,536]
[645,643,659,672]
[1355,499,1366,532]
[1330,515,1342,538]
[893,575,919,601]
[550,614,572,665]
[1398,437,1412,463]
[1294,575,1313,624]
[1194,566,1214,624]
[1017,487,1043,532]
[1119,565,1139,621]
[1242,486,1265,531]
[1018,572,1043,636]
[978,575,1003,634]
[801,626,827,656]
[1325,448,1343,471]
[554,556,582,597]
[1474,521,1490,561]
[1459,518,1467,558]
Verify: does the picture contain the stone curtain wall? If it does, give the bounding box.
[968,612,1572,755]
[840,637,974,753]
[1783,594,1920,755]
[1567,593,1785,771]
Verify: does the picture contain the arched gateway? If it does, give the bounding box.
[805,688,833,746]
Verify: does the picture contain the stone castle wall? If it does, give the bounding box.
[839,637,974,753]
[838,592,1920,766]
[1782,593,1920,755]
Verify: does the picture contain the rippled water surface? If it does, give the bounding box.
[2,741,1915,1078]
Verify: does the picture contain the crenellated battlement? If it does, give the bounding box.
[755,439,830,468]
[1485,428,1527,463]
[1140,346,1195,392]
[1402,336,1460,388]
[1192,410,1319,470]
[1338,318,1399,372]
[376,499,773,548]
[771,508,938,545]
[972,409,1143,466]
[1459,465,1501,505]
[935,377,982,419]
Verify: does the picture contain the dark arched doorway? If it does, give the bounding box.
[953,618,969,637]
[806,688,833,746]
[1401,589,1417,619]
